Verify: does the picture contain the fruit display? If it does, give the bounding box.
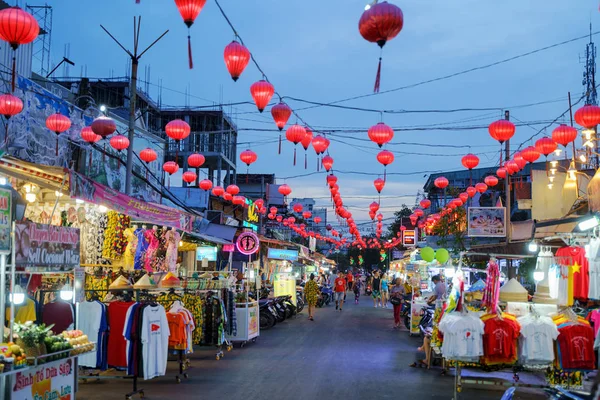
[0,342,27,370]
[62,330,94,355]
[43,335,72,361]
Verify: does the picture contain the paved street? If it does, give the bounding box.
[77,296,547,400]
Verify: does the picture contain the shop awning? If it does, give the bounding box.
[194,233,232,245]
[0,156,69,191]
[534,216,580,239]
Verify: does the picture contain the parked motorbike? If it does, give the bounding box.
[419,305,436,337]
[259,299,277,330]
[544,387,590,399]
[317,285,333,307]
[400,295,412,329]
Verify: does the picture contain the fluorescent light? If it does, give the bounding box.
[584,140,594,148]
[583,129,594,140]
[533,268,544,282]
[547,183,553,189]
[550,160,558,168]
[549,168,557,175]
[528,241,538,252]
[9,285,25,305]
[548,176,555,182]
[579,154,587,163]
[554,149,562,156]
[579,215,600,231]
[60,283,73,301]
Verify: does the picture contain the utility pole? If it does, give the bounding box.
[504,110,511,244]
[101,17,168,195]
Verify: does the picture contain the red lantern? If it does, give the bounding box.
[226,184,240,195]
[358,1,404,93]
[326,174,338,187]
[420,199,431,209]
[286,124,307,166]
[91,115,117,138]
[81,127,101,144]
[268,213,275,220]
[574,104,600,129]
[109,135,130,152]
[376,150,394,166]
[166,119,191,142]
[434,176,449,189]
[302,211,312,220]
[466,186,476,198]
[475,182,488,193]
[279,184,292,197]
[414,209,424,218]
[271,102,291,131]
[301,126,313,169]
[496,167,507,179]
[240,149,258,166]
[46,113,71,156]
[187,153,205,168]
[174,0,207,69]
[314,217,322,224]
[223,40,250,82]
[505,160,520,175]
[513,152,527,170]
[322,155,334,172]
[0,94,22,119]
[0,7,39,92]
[535,137,558,157]
[409,214,418,225]
[276,215,283,223]
[312,135,329,155]
[223,192,233,201]
[521,146,540,164]
[551,124,578,148]
[182,171,197,184]
[250,80,275,113]
[461,153,479,170]
[163,161,179,175]
[269,206,278,214]
[367,122,394,147]
[488,119,515,143]
[484,176,498,187]
[459,192,469,203]
[140,148,157,163]
[369,201,380,213]
[377,213,383,221]
[293,203,303,213]
[374,177,385,193]
[212,186,225,196]
[232,195,245,206]
[452,198,464,207]
[199,179,213,191]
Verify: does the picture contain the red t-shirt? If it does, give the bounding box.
[556,246,589,301]
[346,274,354,282]
[43,301,74,334]
[107,301,135,368]
[482,317,520,364]
[334,277,346,292]
[557,324,595,370]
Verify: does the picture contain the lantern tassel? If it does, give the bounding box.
[293,147,297,166]
[278,134,281,154]
[56,137,58,156]
[246,167,249,184]
[89,149,93,171]
[373,57,382,94]
[188,35,193,69]
[384,167,386,181]
[305,153,307,169]
[11,55,16,93]
[317,156,319,171]
[4,123,7,148]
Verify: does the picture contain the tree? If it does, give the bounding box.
[386,204,413,239]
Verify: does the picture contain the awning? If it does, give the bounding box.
[195,233,232,245]
[0,156,68,191]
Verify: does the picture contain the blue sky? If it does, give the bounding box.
[45,0,600,231]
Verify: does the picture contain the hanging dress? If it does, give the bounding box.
[123,228,137,270]
[165,230,181,273]
[133,228,149,271]
[144,229,160,272]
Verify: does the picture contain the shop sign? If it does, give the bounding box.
[305,265,317,273]
[267,248,299,261]
[467,207,506,237]
[236,232,260,255]
[11,357,75,400]
[196,246,217,261]
[70,171,194,232]
[0,187,11,253]
[403,230,416,246]
[248,306,258,336]
[15,221,80,271]
[246,199,259,223]
[242,220,258,232]
[74,267,85,303]
[392,250,402,260]
[222,244,235,252]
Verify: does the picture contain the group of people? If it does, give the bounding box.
[304,270,361,321]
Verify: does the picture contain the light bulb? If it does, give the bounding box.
[75,199,84,204]
[550,160,558,167]
[25,193,36,203]
[179,241,183,247]
[98,205,108,213]
[55,191,63,197]
[548,183,554,189]
[554,149,562,156]
[579,154,587,163]
[60,283,73,301]
[364,3,371,10]
[549,168,557,175]
[528,241,538,252]
[548,176,555,182]
[9,285,25,305]
[0,177,7,185]
[100,105,107,112]
[584,140,594,148]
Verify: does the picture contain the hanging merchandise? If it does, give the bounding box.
[164,229,181,273]
[107,300,136,368]
[533,249,557,304]
[517,313,559,365]
[556,246,589,304]
[134,274,157,290]
[481,259,500,311]
[134,226,150,271]
[586,237,600,300]
[42,298,74,335]
[123,226,138,270]
[499,278,528,303]
[109,275,133,290]
[144,227,161,272]
[160,272,181,288]
[481,313,521,365]
[78,299,108,369]
[102,211,131,260]
[438,312,484,362]
[553,312,595,370]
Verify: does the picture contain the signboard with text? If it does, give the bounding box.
[467,207,507,237]
[196,246,217,261]
[15,221,80,271]
[0,187,11,253]
[12,357,75,400]
[403,230,416,246]
[267,248,299,261]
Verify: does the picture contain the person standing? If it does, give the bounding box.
[428,274,446,305]
[346,271,354,291]
[390,277,406,328]
[304,273,320,321]
[381,273,390,308]
[334,271,346,311]
[372,271,382,308]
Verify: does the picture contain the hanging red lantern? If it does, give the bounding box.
[484,176,498,187]
[0,94,22,119]
[174,0,207,69]
[0,7,39,92]
[459,192,469,203]
[240,149,258,166]
[358,1,404,93]
[326,174,338,187]
[409,214,418,225]
[46,113,71,156]
[232,196,245,206]
[223,192,233,201]
[109,135,130,152]
[367,122,394,147]
[269,206,278,214]
[376,150,394,166]
[81,127,101,144]
[475,182,488,193]
[226,184,240,195]
[535,137,558,157]
[376,213,383,221]
[420,199,431,209]
[91,115,117,138]
[268,213,275,220]
[414,209,424,218]
[373,177,385,193]
[293,203,303,213]
[314,217,322,224]
[521,146,540,164]
[276,215,283,223]
[488,119,515,143]
[199,179,213,191]
[574,104,600,128]
[140,148,157,163]
[461,153,479,170]
[434,176,449,189]
[187,153,205,168]
[163,161,179,175]
[322,155,334,172]
[166,119,191,142]
[301,126,313,169]
[312,135,329,155]
[278,183,292,197]
[505,160,520,175]
[212,186,225,196]
[369,201,380,213]
[497,167,508,179]
[513,152,527,170]
[286,124,307,166]
[182,170,197,184]
[302,211,312,220]
[223,40,250,82]
[250,80,275,113]
[452,198,464,207]
[271,102,292,131]
[551,124,578,148]
[466,186,476,198]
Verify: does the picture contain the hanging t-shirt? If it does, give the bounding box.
[548,263,560,300]
[587,239,600,300]
[555,248,574,306]
[482,314,520,364]
[108,301,135,368]
[556,246,589,302]
[43,301,74,334]
[518,316,559,363]
[438,313,485,361]
[78,300,104,368]
[588,310,600,338]
[557,323,595,370]
[6,297,37,324]
[141,305,170,380]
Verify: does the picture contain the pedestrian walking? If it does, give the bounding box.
[353,278,361,304]
[390,277,405,328]
[381,273,390,308]
[372,271,382,308]
[334,271,346,311]
[346,271,354,291]
[304,273,320,321]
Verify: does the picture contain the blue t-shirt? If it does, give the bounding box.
[381,280,388,291]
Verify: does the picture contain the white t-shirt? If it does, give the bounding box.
[141,305,170,380]
[439,313,484,360]
[77,300,104,368]
[548,264,559,300]
[518,316,559,363]
[587,239,600,300]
